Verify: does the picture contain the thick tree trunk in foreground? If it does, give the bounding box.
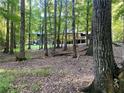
[92,1,119,92]
[82,0,119,93]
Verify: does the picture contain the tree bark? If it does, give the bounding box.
[122,0,124,43]
[53,0,57,54]
[13,6,16,49]
[82,0,119,92]
[3,1,10,53]
[72,0,77,58]
[86,25,93,56]
[28,0,32,49]
[39,0,44,49]
[10,5,14,54]
[57,0,62,48]
[63,0,68,51]
[17,0,26,61]
[85,0,90,46]
[44,0,48,56]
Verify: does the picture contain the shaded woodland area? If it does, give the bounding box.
[0,0,124,93]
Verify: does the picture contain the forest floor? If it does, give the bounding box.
[0,44,123,93]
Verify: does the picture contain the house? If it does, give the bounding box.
[30,31,91,45]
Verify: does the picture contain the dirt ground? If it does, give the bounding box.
[0,44,123,93]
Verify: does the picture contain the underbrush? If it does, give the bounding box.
[0,71,16,93]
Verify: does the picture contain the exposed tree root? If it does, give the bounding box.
[79,81,103,93]
[79,64,122,93]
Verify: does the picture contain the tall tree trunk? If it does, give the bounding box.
[47,1,52,46]
[76,20,79,42]
[13,25,16,48]
[122,0,124,43]
[72,0,77,58]
[39,21,41,50]
[82,0,119,92]
[17,0,26,60]
[85,0,90,46]
[61,28,65,48]
[57,0,62,48]
[13,6,16,49]
[44,0,48,56]
[3,1,9,53]
[63,0,68,51]
[40,25,44,49]
[122,15,124,43]
[28,0,32,49]
[10,5,14,54]
[39,0,43,49]
[53,0,57,54]
[47,1,52,32]
[92,0,114,90]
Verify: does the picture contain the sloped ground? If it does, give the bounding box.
[0,44,123,93]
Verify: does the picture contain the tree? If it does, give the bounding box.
[47,1,52,33]
[86,24,93,56]
[122,0,124,43]
[57,0,62,48]
[28,0,32,49]
[17,0,26,60]
[85,0,90,46]
[53,0,57,53]
[44,0,48,56]
[85,0,93,56]
[3,0,10,53]
[63,0,68,51]
[39,0,43,49]
[10,5,14,54]
[82,0,119,92]
[72,0,77,58]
